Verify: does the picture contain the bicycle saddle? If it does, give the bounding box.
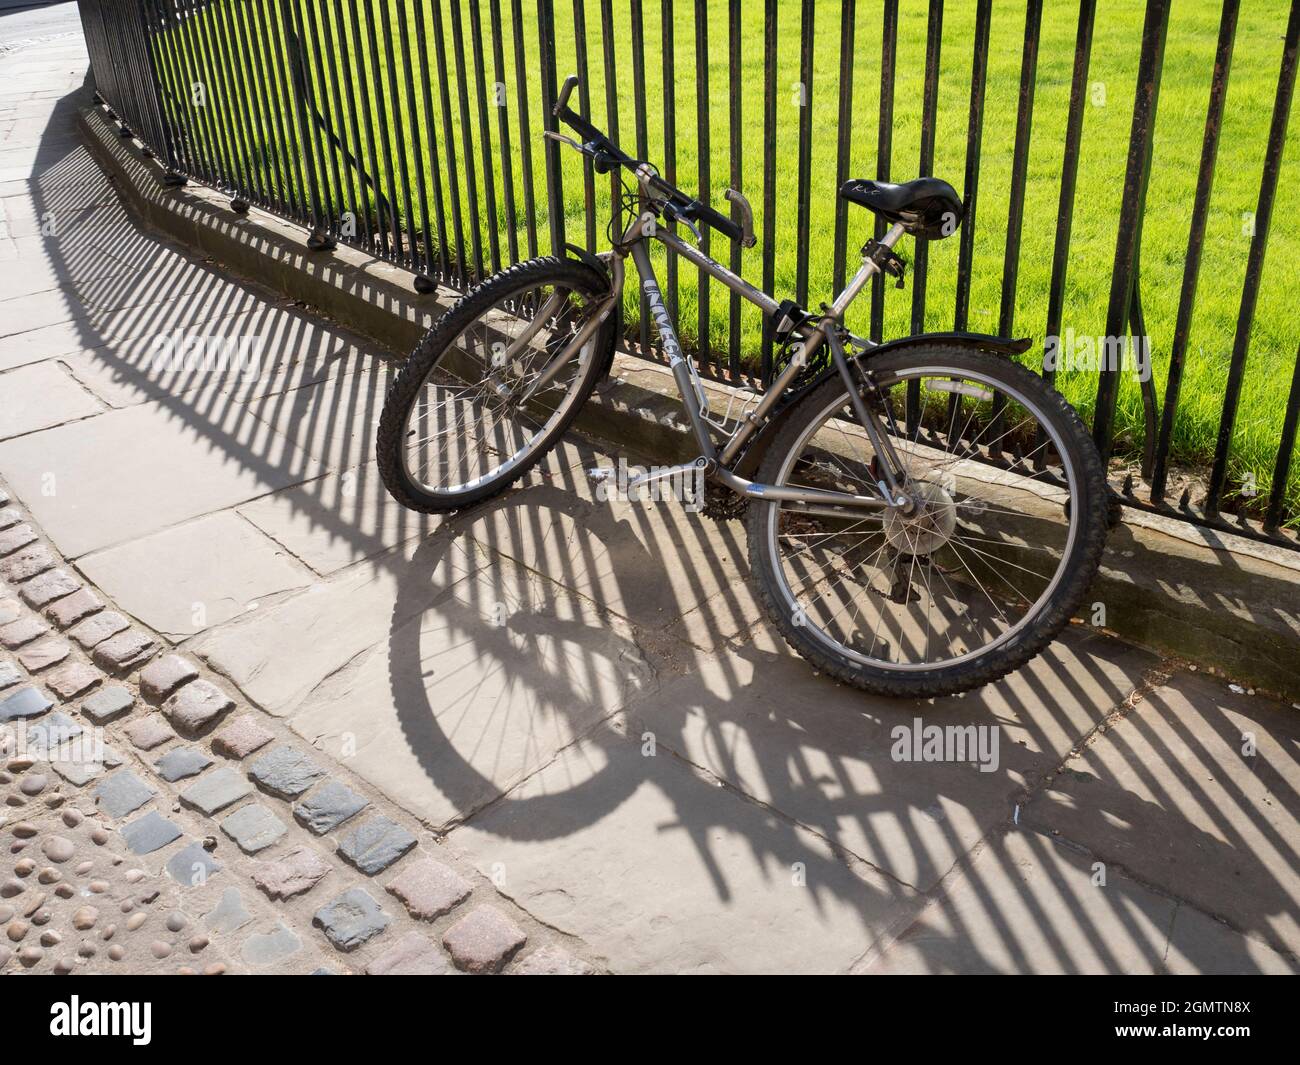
[839,177,964,239]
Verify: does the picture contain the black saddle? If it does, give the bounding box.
[839,177,963,239]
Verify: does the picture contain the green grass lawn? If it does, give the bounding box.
[152,0,1299,522]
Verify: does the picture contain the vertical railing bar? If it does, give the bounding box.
[297,0,343,224]
[330,0,378,254]
[759,0,777,382]
[1205,0,1298,516]
[630,0,650,357]
[510,0,539,261]
[727,0,742,379]
[377,0,419,269]
[953,0,991,332]
[537,0,566,258]
[344,0,389,252]
[396,0,436,280]
[230,0,286,211]
[489,0,520,267]
[571,0,597,254]
[200,0,252,200]
[412,0,451,279]
[362,0,405,261]
[1150,0,1237,502]
[907,0,943,432]
[695,0,714,375]
[831,0,856,296]
[470,0,504,273]
[249,0,303,219]
[1093,0,1170,463]
[793,0,814,306]
[662,0,678,323]
[278,0,332,241]
[1265,342,1300,532]
[143,0,200,181]
[599,0,622,237]
[871,0,898,344]
[450,0,485,277]
[431,0,467,284]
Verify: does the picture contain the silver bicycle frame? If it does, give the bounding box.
[528,206,911,516]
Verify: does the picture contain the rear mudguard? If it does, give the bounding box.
[565,244,624,379]
[731,330,1033,479]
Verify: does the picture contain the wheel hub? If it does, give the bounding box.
[884,479,957,554]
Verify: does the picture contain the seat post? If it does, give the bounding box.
[829,223,906,319]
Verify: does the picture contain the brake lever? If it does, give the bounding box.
[543,130,585,153]
[724,188,757,248]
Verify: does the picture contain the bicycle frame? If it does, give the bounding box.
[523,209,915,517]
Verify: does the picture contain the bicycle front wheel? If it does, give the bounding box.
[377,256,616,512]
[747,344,1109,697]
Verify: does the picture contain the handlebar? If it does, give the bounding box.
[550,75,747,247]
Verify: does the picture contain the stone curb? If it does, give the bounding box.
[76,104,1300,702]
[0,481,599,976]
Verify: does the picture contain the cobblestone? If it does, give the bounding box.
[292,780,368,834]
[180,767,252,815]
[247,745,325,799]
[161,679,233,733]
[91,629,158,673]
[19,569,80,608]
[120,811,182,855]
[44,587,103,627]
[154,747,212,782]
[512,945,596,975]
[15,637,70,672]
[92,770,155,818]
[0,660,20,689]
[80,684,134,724]
[44,659,99,699]
[0,544,56,583]
[0,686,52,722]
[1,616,49,649]
[240,920,301,968]
[0,524,37,555]
[220,804,287,854]
[139,654,199,703]
[69,610,128,649]
[0,507,20,529]
[122,712,173,749]
[313,888,389,952]
[365,931,452,975]
[385,857,471,922]
[166,842,222,886]
[211,714,274,759]
[442,906,527,973]
[337,816,417,875]
[248,844,331,900]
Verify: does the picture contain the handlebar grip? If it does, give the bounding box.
[553,74,579,118]
[692,199,744,244]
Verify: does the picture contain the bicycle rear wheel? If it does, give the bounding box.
[377,256,616,512]
[747,344,1108,697]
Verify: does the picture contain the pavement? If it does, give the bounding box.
[0,32,1297,975]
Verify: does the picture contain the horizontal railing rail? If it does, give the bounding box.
[76,0,1300,548]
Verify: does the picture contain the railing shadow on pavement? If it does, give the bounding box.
[18,77,1298,974]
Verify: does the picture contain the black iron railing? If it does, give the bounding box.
[76,0,1300,546]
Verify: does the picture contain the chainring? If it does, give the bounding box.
[701,479,749,520]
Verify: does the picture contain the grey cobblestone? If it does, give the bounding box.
[91,629,157,673]
[220,803,287,854]
[442,906,527,973]
[337,816,416,875]
[0,507,21,530]
[81,684,134,723]
[92,769,155,818]
[240,920,301,968]
[0,686,52,722]
[161,679,233,733]
[202,888,253,934]
[180,767,252,815]
[138,654,199,703]
[0,598,21,625]
[166,842,222,887]
[247,745,325,799]
[313,887,390,952]
[68,610,128,649]
[120,811,182,855]
[0,660,21,689]
[292,780,368,834]
[154,747,212,782]
[18,569,80,608]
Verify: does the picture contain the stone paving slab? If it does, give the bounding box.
[0,358,103,438]
[1021,670,1300,957]
[78,510,313,639]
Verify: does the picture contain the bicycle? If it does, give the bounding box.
[376,76,1109,698]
